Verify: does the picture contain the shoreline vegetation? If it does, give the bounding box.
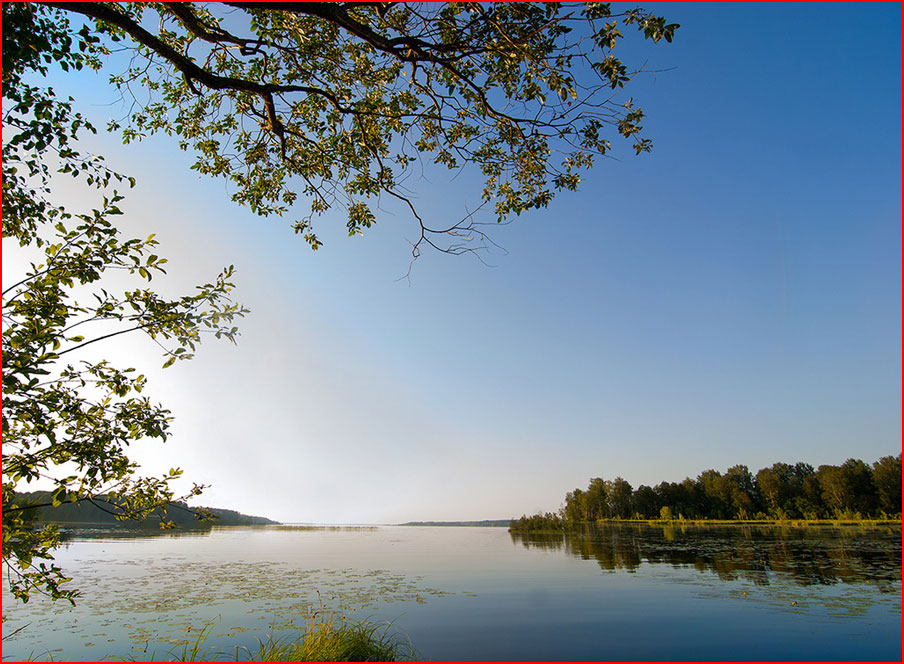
[510,454,902,532]
[509,516,902,533]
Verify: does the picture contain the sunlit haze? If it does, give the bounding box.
[3,3,900,524]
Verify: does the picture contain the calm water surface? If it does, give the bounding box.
[2,523,900,661]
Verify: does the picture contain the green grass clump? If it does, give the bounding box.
[166,614,414,662]
[253,615,412,662]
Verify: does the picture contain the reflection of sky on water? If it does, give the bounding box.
[2,525,900,661]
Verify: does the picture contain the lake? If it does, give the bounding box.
[1,523,900,661]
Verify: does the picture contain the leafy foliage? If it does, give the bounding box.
[2,3,246,604]
[512,454,902,530]
[42,2,678,257]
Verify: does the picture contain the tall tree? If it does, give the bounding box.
[562,488,585,524]
[792,463,824,518]
[720,465,759,518]
[872,455,902,515]
[756,462,792,514]
[608,477,634,518]
[839,458,878,515]
[2,3,245,604]
[816,464,850,515]
[632,484,658,518]
[583,477,609,521]
[697,469,729,519]
[654,480,694,518]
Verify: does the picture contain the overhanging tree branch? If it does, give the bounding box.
[45,2,365,116]
[39,2,677,258]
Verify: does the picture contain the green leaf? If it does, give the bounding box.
[50,486,68,507]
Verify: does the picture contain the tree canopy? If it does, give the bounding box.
[42,1,678,257]
[2,3,246,603]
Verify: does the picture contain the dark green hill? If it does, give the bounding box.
[12,491,279,528]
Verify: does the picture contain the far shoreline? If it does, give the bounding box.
[398,519,512,527]
[509,517,903,532]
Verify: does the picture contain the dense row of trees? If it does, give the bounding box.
[512,455,901,530]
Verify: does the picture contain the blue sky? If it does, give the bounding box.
[5,3,900,523]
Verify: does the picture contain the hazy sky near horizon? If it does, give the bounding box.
[4,3,901,523]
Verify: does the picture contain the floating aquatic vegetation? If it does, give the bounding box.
[2,534,460,661]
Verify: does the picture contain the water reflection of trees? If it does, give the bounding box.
[510,524,901,592]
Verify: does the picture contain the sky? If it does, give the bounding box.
[4,3,901,524]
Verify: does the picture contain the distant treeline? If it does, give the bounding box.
[511,455,901,530]
[12,491,279,528]
[399,520,511,527]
